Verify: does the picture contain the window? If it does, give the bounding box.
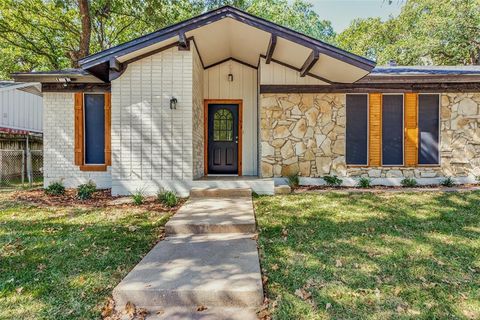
[84,94,105,164]
[418,94,440,165]
[346,94,368,165]
[74,92,111,171]
[382,94,404,165]
[213,109,233,141]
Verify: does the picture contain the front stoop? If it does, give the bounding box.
[113,188,264,319]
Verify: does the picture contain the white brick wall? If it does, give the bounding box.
[192,44,204,178]
[111,47,194,195]
[43,93,112,188]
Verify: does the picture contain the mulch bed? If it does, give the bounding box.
[12,188,184,212]
[293,184,480,193]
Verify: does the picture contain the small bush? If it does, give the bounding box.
[132,189,145,205]
[287,173,300,189]
[45,181,65,196]
[357,177,372,188]
[323,175,343,187]
[157,190,178,207]
[441,177,455,187]
[76,181,96,200]
[401,177,417,188]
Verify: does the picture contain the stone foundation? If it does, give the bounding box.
[260,92,480,182]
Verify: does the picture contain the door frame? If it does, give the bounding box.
[204,99,243,176]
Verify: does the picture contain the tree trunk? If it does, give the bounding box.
[70,0,91,67]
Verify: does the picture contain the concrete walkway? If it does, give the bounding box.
[113,188,263,320]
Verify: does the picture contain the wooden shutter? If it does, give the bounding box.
[104,92,111,166]
[404,93,418,166]
[74,93,84,165]
[368,93,382,166]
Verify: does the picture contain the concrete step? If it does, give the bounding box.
[145,307,258,320]
[113,233,263,309]
[166,197,256,235]
[190,188,252,198]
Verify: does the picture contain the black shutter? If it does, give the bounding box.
[84,94,105,165]
[418,94,439,165]
[346,94,368,165]
[382,95,404,165]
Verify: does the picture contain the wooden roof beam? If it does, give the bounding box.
[265,34,277,64]
[300,50,319,77]
[178,32,190,50]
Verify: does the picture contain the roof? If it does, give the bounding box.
[372,66,480,76]
[77,5,376,84]
[11,69,104,84]
[0,81,42,96]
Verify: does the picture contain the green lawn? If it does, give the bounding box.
[0,191,172,320]
[255,191,480,320]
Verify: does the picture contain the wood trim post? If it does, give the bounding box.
[404,93,418,166]
[74,92,84,165]
[104,92,112,166]
[368,93,382,166]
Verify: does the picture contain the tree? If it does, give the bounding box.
[336,0,480,65]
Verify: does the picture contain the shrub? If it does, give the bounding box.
[157,190,178,207]
[76,181,96,200]
[45,181,65,196]
[323,175,343,187]
[287,173,300,189]
[401,177,417,188]
[357,177,372,188]
[441,177,455,187]
[132,189,145,205]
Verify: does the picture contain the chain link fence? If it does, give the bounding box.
[0,149,43,189]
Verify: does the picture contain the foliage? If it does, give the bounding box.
[254,191,480,319]
[336,0,480,65]
[401,177,418,187]
[0,0,332,79]
[0,191,171,319]
[441,177,455,187]
[132,189,145,205]
[287,172,300,189]
[76,180,96,200]
[357,177,372,188]
[44,181,65,196]
[157,190,178,207]
[323,175,342,187]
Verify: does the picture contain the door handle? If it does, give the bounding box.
[235,136,238,144]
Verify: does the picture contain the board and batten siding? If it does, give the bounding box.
[259,58,328,85]
[111,46,194,195]
[0,85,42,132]
[204,59,258,175]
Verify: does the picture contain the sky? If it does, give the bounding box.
[308,0,404,31]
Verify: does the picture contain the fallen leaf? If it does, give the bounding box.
[271,264,279,271]
[335,259,343,268]
[326,302,332,310]
[156,309,165,315]
[101,297,115,318]
[295,288,311,300]
[124,301,135,317]
[262,275,269,285]
[128,226,137,232]
[137,307,148,319]
[197,305,208,311]
[15,287,23,294]
[251,234,258,240]
[37,263,46,271]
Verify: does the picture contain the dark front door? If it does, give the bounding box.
[208,104,239,174]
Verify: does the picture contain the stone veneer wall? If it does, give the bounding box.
[260,93,480,183]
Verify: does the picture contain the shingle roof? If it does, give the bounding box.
[372,66,480,76]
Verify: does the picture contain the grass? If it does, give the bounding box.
[255,191,480,319]
[0,191,171,319]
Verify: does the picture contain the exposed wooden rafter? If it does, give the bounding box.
[178,32,190,51]
[265,34,277,64]
[300,50,319,77]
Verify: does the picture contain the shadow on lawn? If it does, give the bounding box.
[256,191,480,319]
[0,204,170,320]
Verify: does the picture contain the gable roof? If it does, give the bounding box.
[78,5,376,83]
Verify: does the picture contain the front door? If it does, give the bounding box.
[207,104,239,174]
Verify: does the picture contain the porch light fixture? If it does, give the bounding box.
[170,97,178,109]
[228,73,234,82]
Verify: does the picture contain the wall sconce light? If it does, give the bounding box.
[170,97,178,109]
[228,73,234,82]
